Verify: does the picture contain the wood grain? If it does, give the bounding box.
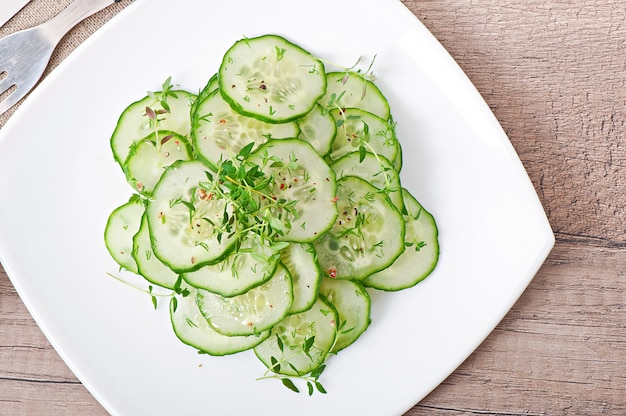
[2,0,626,415]
[411,0,626,246]
[411,244,626,415]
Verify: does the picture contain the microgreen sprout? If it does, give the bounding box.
[334,108,397,195]
[144,77,180,153]
[257,333,329,395]
[105,272,188,311]
[318,54,378,102]
[191,143,300,251]
[104,35,439,400]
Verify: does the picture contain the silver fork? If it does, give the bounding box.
[0,0,121,116]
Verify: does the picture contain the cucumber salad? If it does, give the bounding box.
[104,34,439,394]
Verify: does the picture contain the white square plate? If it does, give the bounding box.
[0,0,554,414]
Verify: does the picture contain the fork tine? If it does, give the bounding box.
[0,64,42,114]
[0,0,119,116]
[0,73,15,91]
[0,84,24,115]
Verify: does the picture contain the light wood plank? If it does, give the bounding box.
[406,0,626,245]
[408,243,626,415]
[0,266,107,414]
[0,380,108,416]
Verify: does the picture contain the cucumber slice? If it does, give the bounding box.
[363,189,439,291]
[125,130,192,195]
[297,103,336,156]
[313,176,405,280]
[331,151,403,212]
[102,36,442,390]
[181,232,280,297]
[254,296,338,377]
[132,213,179,290]
[190,73,219,120]
[197,264,293,336]
[218,34,326,123]
[146,159,238,272]
[319,277,371,352]
[203,74,220,96]
[281,243,321,314]
[328,108,399,166]
[246,138,338,242]
[104,198,145,274]
[392,130,403,171]
[192,88,299,170]
[111,89,195,166]
[319,71,391,121]
[170,288,270,356]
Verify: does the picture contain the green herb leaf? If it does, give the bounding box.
[239,142,255,158]
[276,335,284,352]
[288,362,300,375]
[310,364,326,379]
[303,336,315,353]
[359,145,367,163]
[315,381,327,394]
[148,285,157,310]
[270,356,281,373]
[281,378,299,393]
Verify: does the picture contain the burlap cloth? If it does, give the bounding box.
[0,0,130,127]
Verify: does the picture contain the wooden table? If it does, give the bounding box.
[1,0,625,414]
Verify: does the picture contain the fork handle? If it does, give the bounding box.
[41,0,120,43]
